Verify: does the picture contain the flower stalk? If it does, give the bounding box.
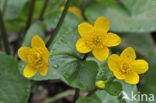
[2,0,8,16]
[81,53,90,61]
[39,0,49,21]
[23,0,36,35]
[0,34,2,50]
[46,0,71,48]
[73,88,80,103]
[0,10,11,54]
[43,90,73,103]
[16,0,36,51]
[87,88,97,97]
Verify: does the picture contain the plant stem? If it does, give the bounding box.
[43,90,73,103]
[39,0,49,21]
[2,0,8,16]
[17,0,35,49]
[50,52,82,60]
[0,10,11,54]
[73,88,80,103]
[81,53,90,61]
[23,0,36,35]
[87,88,97,97]
[105,76,116,84]
[46,0,71,48]
[0,34,2,50]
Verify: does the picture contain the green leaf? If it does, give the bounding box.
[50,55,98,90]
[76,81,138,103]
[86,54,123,95]
[76,96,99,103]
[138,52,156,100]
[0,0,5,10]
[104,81,122,96]
[96,90,119,102]
[95,60,113,81]
[77,90,119,103]
[22,21,46,46]
[18,21,61,80]
[118,81,138,103]
[87,57,122,96]
[3,2,28,32]
[71,0,96,9]
[0,52,30,103]
[114,33,154,57]
[4,0,52,32]
[96,0,115,3]
[33,0,51,19]
[44,10,62,29]
[120,0,154,15]
[85,0,156,32]
[5,18,26,32]
[2,0,28,20]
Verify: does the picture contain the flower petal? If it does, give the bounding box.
[120,47,136,60]
[76,38,91,53]
[103,33,121,47]
[108,54,121,72]
[131,59,149,74]
[94,16,110,33]
[42,47,50,61]
[125,72,139,84]
[39,65,48,76]
[23,65,37,78]
[18,47,31,62]
[92,47,109,61]
[114,71,125,80]
[78,22,93,37]
[68,6,83,18]
[31,35,45,48]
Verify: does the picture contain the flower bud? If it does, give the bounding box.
[95,80,105,89]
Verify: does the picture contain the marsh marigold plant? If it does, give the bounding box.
[108,47,149,84]
[76,16,121,61]
[18,35,49,78]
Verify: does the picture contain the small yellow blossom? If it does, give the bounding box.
[95,80,105,89]
[108,47,149,84]
[76,16,121,61]
[60,6,83,18]
[18,35,49,78]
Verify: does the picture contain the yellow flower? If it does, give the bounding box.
[18,35,49,78]
[108,47,149,84]
[60,6,83,18]
[95,80,105,89]
[76,16,121,61]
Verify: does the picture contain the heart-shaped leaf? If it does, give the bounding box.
[85,0,156,32]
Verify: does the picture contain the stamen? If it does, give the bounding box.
[120,62,131,74]
[27,48,45,69]
[84,29,106,49]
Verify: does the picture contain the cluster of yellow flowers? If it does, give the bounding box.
[76,16,148,85]
[18,15,148,85]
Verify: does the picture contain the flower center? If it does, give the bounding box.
[120,61,131,74]
[27,48,45,69]
[84,29,106,49]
